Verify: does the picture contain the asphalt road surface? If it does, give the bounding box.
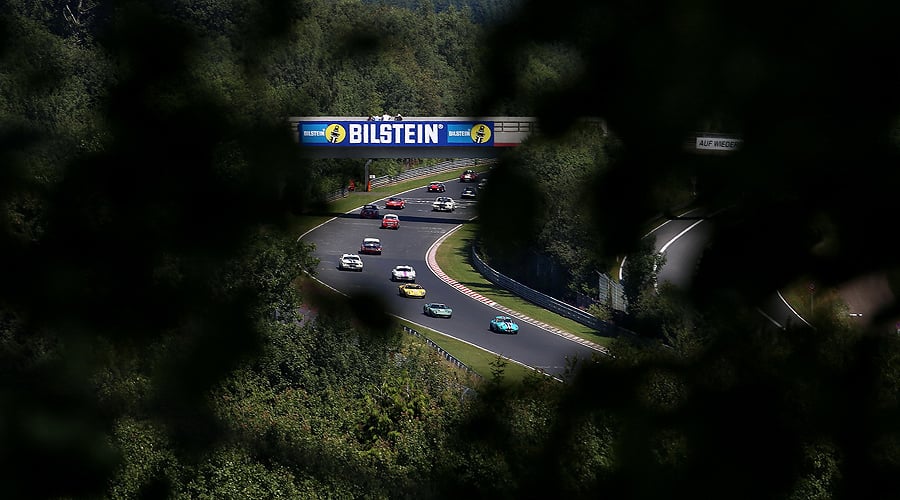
[300,177,601,376]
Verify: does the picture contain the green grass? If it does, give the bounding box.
[291,162,544,384]
[393,317,539,384]
[293,161,614,382]
[436,224,614,349]
[297,274,537,384]
[291,165,628,383]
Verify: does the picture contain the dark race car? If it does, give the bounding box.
[461,186,477,199]
[359,204,380,219]
[359,237,382,255]
[427,181,446,193]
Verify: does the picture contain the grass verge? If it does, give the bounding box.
[291,163,539,384]
[436,224,614,349]
[297,274,535,384]
[393,317,536,384]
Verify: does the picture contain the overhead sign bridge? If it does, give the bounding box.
[290,116,736,158]
[290,116,539,159]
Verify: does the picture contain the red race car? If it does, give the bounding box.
[385,197,406,209]
[381,214,399,229]
[426,181,445,193]
[459,169,478,182]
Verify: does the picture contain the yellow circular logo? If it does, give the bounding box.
[325,124,346,144]
[470,124,491,143]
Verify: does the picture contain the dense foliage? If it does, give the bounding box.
[4,0,900,498]
[477,123,615,302]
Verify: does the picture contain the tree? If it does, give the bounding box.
[467,0,900,496]
[6,0,900,497]
[622,237,666,318]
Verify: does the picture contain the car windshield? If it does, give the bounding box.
[396,266,411,271]
[408,284,421,289]
[432,304,446,309]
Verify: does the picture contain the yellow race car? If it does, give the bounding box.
[398,283,427,298]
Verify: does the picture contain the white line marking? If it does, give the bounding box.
[776,290,814,328]
[659,219,705,253]
[756,307,784,329]
[643,207,704,238]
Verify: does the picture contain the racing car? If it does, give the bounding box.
[427,181,446,193]
[359,237,382,255]
[385,197,406,209]
[338,254,363,272]
[390,265,416,282]
[432,196,456,212]
[489,315,519,334]
[423,302,453,318]
[459,169,478,182]
[381,214,399,229]
[398,283,427,298]
[359,204,380,219]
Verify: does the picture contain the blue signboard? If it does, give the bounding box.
[299,121,494,147]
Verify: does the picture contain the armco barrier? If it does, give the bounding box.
[401,325,482,379]
[471,245,632,337]
[325,158,496,201]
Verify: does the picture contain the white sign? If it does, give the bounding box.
[696,136,742,151]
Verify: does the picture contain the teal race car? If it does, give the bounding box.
[489,315,519,334]
[423,302,453,318]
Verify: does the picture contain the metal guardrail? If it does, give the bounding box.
[324,158,496,201]
[401,325,482,379]
[597,272,627,312]
[319,155,631,339]
[470,245,631,337]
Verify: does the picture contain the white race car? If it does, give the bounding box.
[338,253,363,271]
[432,196,456,212]
[390,265,417,282]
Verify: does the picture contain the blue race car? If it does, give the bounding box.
[489,315,519,334]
